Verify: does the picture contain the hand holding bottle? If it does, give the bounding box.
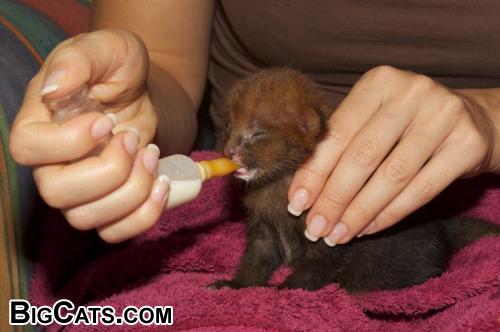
[9,29,165,243]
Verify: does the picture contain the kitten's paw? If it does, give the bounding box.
[206,280,238,290]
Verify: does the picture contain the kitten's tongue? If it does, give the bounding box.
[234,167,257,181]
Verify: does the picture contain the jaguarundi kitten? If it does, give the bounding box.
[208,68,500,293]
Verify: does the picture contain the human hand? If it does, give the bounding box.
[288,65,498,246]
[9,29,167,243]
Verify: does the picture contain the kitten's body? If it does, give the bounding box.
[210,68,499,293]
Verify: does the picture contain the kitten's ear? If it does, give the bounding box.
[301,101,333,137]
[301,107,322,137]
[317,102,334,118]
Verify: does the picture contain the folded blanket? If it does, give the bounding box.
[30,151,500,331]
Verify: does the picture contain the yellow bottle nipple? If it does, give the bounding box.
[196,158,240,181]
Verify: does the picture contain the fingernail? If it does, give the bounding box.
[143,144,160,174]
[363,221,378,236]
[41,69,67,96]
[123,128,140,156]
[324,222,348,247]
[287,188,310,216]
[91,113,117,140]
[150,175,170,203]
[304,214,327,242]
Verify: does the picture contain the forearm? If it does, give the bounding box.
[148,61,197,154]
[457,88,500,173]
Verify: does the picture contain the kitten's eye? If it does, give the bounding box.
[249,130,268,140]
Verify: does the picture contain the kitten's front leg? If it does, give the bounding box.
[278,261,335,291]
[279,244,338,291]
[208,222,282,289]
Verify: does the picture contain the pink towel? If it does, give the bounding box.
[30,151,500,331]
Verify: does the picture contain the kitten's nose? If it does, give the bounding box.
[224,146,242,164]
[224,147,235,159]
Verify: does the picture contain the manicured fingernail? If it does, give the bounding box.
[41,69,67,96]
[324,222,348,247]
[304,214,327,242]
[143,144,160,174]
[357,221,377,238]
[363,221,378,236]
[123,128,140,156]
[91,113,117,140]
[151,175,170,203]
[287,188,309,216]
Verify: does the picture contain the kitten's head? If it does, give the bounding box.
[223,68,331,184]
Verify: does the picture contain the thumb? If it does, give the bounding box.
[40,29,148,104]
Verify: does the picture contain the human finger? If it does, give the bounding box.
[96,175,170,243]
[63,144,160,230]
[304,100,416,243]
[10,109,116,165]
[333,101,459,244]
[287,79,383,216]
[40,29,148,102]
[32,130,140,208]
[363,125,487,235]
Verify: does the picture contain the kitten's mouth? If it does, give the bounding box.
[234,167,258,182]
[228,155,258,181]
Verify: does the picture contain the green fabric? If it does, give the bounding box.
[0,103,24,288]
[0,0,65,58]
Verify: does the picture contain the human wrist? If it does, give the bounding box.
[486,106,500,173]
[457,88,500,174]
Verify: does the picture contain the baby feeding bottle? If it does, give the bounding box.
[44,84,103,123]
[156,155,239,209]
[44,85,239,209]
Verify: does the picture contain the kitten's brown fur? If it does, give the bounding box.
[209,68,499,292]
